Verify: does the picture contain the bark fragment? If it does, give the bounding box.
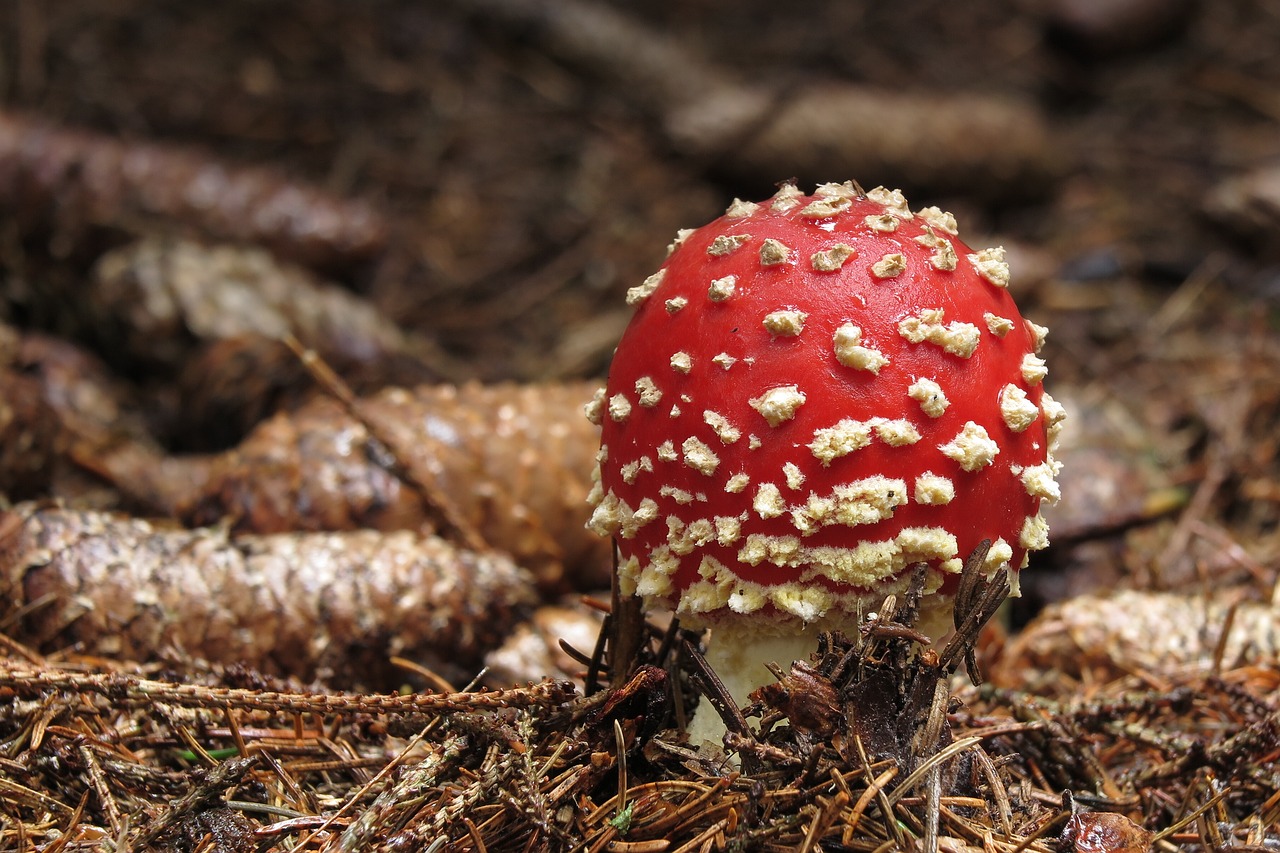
[0,110,387,269]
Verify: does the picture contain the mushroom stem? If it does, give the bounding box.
[685,594,964,749]
[687,621,821,748]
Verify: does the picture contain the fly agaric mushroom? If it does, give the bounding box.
[586,182,1062,744]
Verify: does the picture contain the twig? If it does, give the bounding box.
[609,544,648,688]
[450,0,1056,195]
[284,334,488,552]
[77,744,125,839]
[0,665,575,714]
[128,754,261,849]
[682,640,754,747]
[0,110,387,269]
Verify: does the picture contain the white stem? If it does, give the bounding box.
[684,595,960,749]
[686,621,820,749]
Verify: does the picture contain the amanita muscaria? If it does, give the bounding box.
[586,182,1063,743]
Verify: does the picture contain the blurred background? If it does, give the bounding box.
[1,0,1278,619]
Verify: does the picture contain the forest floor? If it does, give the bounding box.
[1,1,1279,850]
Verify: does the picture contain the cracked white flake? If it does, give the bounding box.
[682,436,720,475]
[707,234,751,256]
[668,517,716,555]
[1026,320,1049,353]
[583,386,606,425]
[899,308,980,358]
[968,247,1010,288]
[896,526,958,564]
[635,376,662,407]
[712,352,737,370]
[808,419,873,465]
[759,238,791,266]
[708,275,737,302]
[815,181,859,199]
[833,323,889,374]
[798,196,852,218]
[620,498,659,538]
[914,473,955,505]
[984,312,1014,337]
[660,485,695,504]
[915,230,958,271]
[724,473,750,493]
[811,244,856,272]
[586,491,622,536]
[749,385,806,426]
[608,393,632,422]
[1000,384,1039,432]
[670,351,692,373]
[737,533,803,568]
[753,483,786,519]
[984,539,1014,575]
[871,253,907,279]
[771,183,804,212]
[656,440,678,462]
[665,296,688,314]
[866,186,913,218]
[939,421,1000,471]
[930,241,958,271]
[1040,392,1067,444]
[626,269,665,306]
[872,418,921,446]
[703,410,742,444]
[1020,513,1050,551]
[714,515,743,546]
[790,476,908,533]
[763,309,807,337]
[917,207,959,235]
[667,228,696,256]
[1021,353,1048,385]
[1020,461,1062,503]
[783,462,806,490]
[620,456,653,484]
[908,377,950,418]
[725,198,760,218]
[865,213,899,232]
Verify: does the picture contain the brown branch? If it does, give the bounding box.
[451,0,1058,196]
[0,110,388,269]
[0,663,575,715]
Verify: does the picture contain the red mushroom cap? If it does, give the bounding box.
[587,183,1062,634]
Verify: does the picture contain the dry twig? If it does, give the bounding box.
[452,0,1057,196]
[0,110,388,269]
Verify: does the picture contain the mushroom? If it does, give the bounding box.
[586,182,1062,746]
